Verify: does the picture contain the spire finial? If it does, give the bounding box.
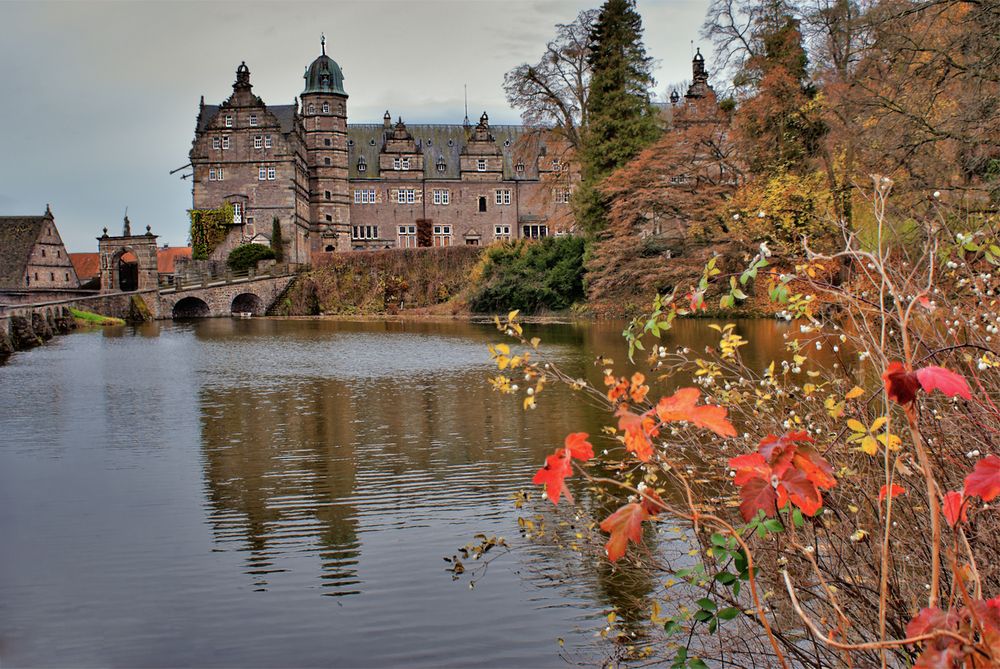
[321,33,326,56]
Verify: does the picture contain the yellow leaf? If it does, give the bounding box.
[523,395,536,410]
[507,309,520,322]
[607,612,617,625]
[877,433,902,450]
[530,337,541,349]
[848,504,859,513]
[825,398,845,419]
[859,435,878,456]
[806,370,821,378]
[803,383,816,395]
[870,416,887,433]
[496,355,510,370]
[846,419,866,433]
[845,386,865,400]
[495,343,510,356]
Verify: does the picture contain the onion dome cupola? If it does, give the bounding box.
[303,34,347,96]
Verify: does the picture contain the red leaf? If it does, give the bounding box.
[639,488,665,516]
[793,449,837,490]
[600,503,648,562]
[906,606,958,637]
[915,366,972,400]
[912,646,962,669]
[564,432,594,461]
[779,467,823,516]
[943,491,968,527]
[964,454,1000,502]
[729,452,771,486]
[616,406,657,461]
[879,484,906,502]
[737,476,779,521]
[883,361,921,405]
[654,388,737,437]
[532,449,573,505]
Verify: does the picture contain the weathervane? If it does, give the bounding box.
[321,33,326,56]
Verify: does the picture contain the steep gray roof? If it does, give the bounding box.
[0,216,45,289]
[346,124,550,180]
[197,104,297,134]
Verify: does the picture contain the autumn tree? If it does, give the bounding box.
[503,9,598,150]
[575,0,661,234]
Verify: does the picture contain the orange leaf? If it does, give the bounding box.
[655,388,737,437]
[599,503,648,562]
[564,432,594,461]
[878,483,906,502]
[531,449,573,505]
[616,406,657,461]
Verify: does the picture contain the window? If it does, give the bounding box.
[217,168,224,180]
[254,136,263,149]
[551,159,561,172]
[267,167,276,180]
[398,188,416,204]
[322,102,330,114]
[325,214,333,222]
[324,157,332,166]
[65,273,69,281]
[222,136,230,150]
[432,224,452,247]
[249,114,258,126]
[515,161,525,174]
[554,188,572,204]
[232,203,242,224]
[258,166,267,181]
[209,168,221,181]
[494,224,511,239]
[393,157,411,171]
[41,249,45,257]
[522,224,548,239]
[477,158,487,172]
[357,158,367,173]
[466,238,479,246]
[432,189,450,205]
[225,115,233,127]
[436,158,446,173]
[325,190,332,200]
[264,135,272,148]
[495,189,512,206]
[212,137,220,150]
[397,224,417,248]
[325,245,334,252]
[308,104,315,114]
[50,272,54,281]
[353,189,376,204]
[352,225,378,240]
[478,196,487,212]
[324,138,332,147]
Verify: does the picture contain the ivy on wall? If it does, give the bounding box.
[189,203,234,260]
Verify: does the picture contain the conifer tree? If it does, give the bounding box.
[575,0,661,234]
[271,217,284,262]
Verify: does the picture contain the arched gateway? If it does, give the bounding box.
[98,216,159,293]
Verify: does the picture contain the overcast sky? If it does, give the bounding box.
[0,0,713,251]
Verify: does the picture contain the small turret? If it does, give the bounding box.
[383,110,392,129]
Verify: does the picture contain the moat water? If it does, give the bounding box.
[0,317,793,667]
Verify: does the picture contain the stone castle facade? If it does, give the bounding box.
[190,40,578,264]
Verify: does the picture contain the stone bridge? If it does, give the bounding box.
[158,274,296,318]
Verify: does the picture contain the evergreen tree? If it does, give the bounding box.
[270,217,284,262]
[575,0,661,234]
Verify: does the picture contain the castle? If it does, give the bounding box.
[189,38,578,264]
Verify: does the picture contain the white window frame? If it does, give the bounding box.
[212,137,220,150]
[222,136,230,150]
[433,189,450,205]
[397,225,417,248]
[232,203,242,224]
[209,168,217,181]
[322,102,330,114]
[399,188,416,204]
[554,188,572,204]
[496,189,512,206]
[264,135,272,148]
[225,115,233,128]
[267,167,276,180]
[477,158,487,172]
[551,159,561,172]
[354,190,361,204]
[254,136,262,149]
[249,114,258,127]
[522,224,548,239]
[258,166,267,181]
[432,224,452,247]
[351,225,378,240]
[494,224,511,238]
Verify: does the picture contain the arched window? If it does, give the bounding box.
[308,104,315,114]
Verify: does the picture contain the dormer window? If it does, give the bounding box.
[249,114,258,127]
[436,157,447,173]
[393,157,410,171]
[225,115,233,128]
[357,157,367,173]
[515,161,525,174]
[477,159,487,172]
[552,160,561,172]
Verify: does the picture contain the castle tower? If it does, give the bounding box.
[302,35,350,253]
[685,48,713,100]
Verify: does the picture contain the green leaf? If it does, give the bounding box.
[693,609,714,622]
[663,619,682,635]
[732,580,741,597]
[718,607,740,621]
[696,598,717,612]
[763,518,784,533]
[707,617,718,634]
[715,572,737,585]
[710,533,727,547]
[792,508,804,528]
[688,659,709,669]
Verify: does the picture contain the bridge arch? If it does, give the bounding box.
[231,292,265,316]
[172,296,211,319]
